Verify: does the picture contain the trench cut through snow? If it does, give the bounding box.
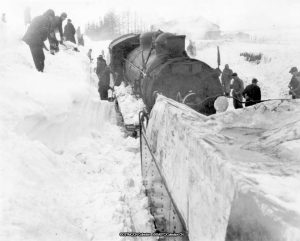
[0,36,154,241]
[145,95,300,241]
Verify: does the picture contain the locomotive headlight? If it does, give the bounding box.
[214,96,229,113]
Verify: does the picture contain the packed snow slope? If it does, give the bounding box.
[0,22,154,241]
[146,95,300,241]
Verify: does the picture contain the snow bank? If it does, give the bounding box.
[146,95,300,241]
[0,23,154,240]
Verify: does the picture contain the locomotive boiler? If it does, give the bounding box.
[109,31,223,115]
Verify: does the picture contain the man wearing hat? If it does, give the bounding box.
[48,12,67,54]
[231,73,244,109]
[288,67,300,99]
[242,78,261,107]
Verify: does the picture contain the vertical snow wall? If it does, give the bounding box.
[145,95,300,241]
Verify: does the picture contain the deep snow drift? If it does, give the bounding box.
[0,22,154,241]
[146,96,300,241]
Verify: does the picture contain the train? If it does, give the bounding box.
[109,31,223,115]
[108,31,225,239]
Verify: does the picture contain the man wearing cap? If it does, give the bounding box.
[22,9,55,72]
[48,12,67,54]
[242,78,261,107]
[231,73,244,109]
[288,67,300,99]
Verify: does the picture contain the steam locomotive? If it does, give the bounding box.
[109,31,223,115]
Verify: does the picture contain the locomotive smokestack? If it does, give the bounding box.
[167,35,186,57]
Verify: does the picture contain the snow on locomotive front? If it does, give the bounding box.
[109,31,223,115]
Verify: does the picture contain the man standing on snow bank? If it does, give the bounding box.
[288,67,300,99]
[48,12,67,54]
[64,19,76,44]
[242,78,261,106]
[221,64,233,96]
[22,9,55,72]
[231,73,244,109]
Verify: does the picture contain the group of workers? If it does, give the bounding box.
[22,9,84,72]
[221,64,300,109]
[221,64,261,108]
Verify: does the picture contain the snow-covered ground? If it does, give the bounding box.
[0,22,154,241]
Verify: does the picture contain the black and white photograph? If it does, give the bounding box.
[0,0,299,240]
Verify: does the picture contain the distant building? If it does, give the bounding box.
[204,25,221,40]
[222,31,251,41]
[151,17,222,40]
[236,32,251,40]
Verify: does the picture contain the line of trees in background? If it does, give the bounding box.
[85,11,150,40]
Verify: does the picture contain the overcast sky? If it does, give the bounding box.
[3,0,300,32]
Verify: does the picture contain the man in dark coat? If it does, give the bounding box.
[96,55,111,100]
[221,64,233,96]
[242,78,261,107]
[22,9,55,72]
[98,66,111,100]
[48,12,67,54]
[96,55,107,78]
[231,73,244,109]
[288,67,300,99]
[64,19,76,44]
